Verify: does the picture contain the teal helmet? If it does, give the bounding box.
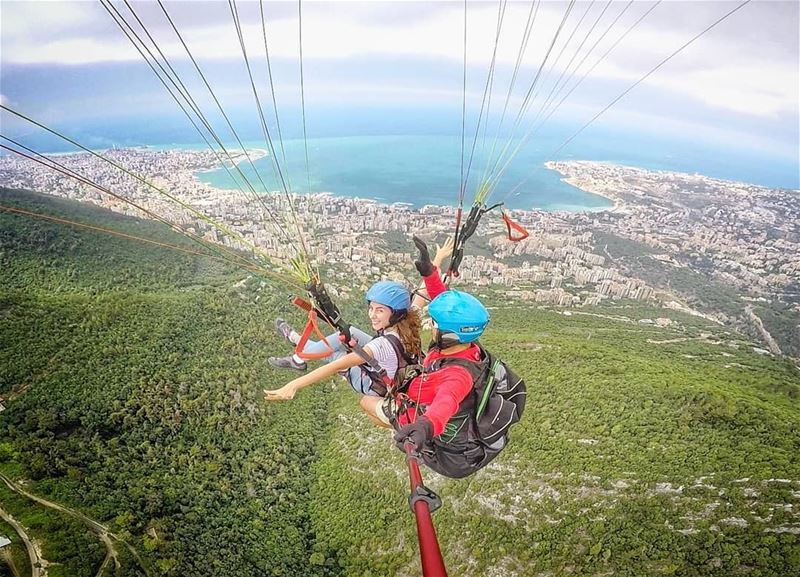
[428,290,489,344]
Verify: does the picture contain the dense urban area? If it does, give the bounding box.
[1,149,798,359]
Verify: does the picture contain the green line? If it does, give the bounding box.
[476,361,499,421]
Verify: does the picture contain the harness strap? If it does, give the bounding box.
[387,393,420,428]
[365,333,420,397]
[336,332,395,396]
[426,354,486,379]
[294,309,336,360]
[383,333,420,366]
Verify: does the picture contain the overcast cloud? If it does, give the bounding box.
[1,0,798,161]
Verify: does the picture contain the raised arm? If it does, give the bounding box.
[264,348,372,401]
[410,236,453,309]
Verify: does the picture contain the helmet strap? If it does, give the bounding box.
[434,330,462,349]
[388,309,408,326]
[375,308,408,336]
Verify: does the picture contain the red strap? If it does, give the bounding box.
[502,211,529,241]
[291,295,313,312]
[294,310,335,360]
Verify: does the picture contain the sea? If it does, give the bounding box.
[185,135,604,211]
[174,133,798,212]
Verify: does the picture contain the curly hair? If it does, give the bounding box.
[392,308,423,358]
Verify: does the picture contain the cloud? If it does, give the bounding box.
[588,103,798,162]
[1,0,797,128]
[649,64,798,118]
[1,0,98,40]
[582,1,799,118]
[1,1,529,64]
[587,55,798,118]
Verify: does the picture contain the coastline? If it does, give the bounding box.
[560,176,625,213]
[174,138,797,213]
[33,141,790,219]
[194,148,269,174]
[194,153,619,215]
[544,160,626,213]
[188,136,618,213]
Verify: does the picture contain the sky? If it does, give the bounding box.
[1,0,798,186]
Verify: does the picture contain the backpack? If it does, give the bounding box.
[402,344,526,479]
[363,333,422,397]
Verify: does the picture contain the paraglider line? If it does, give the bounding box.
[0,139,283,277]
[552,0,753,157]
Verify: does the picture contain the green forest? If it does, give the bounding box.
[1,187,798,576]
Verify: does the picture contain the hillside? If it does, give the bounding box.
[1,188,799,577]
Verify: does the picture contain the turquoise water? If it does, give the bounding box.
[192,135,614,211]
[180,131,799,210]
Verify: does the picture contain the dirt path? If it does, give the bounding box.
[0,547,23,577]
[0,504,43,577]
[0,473,148,577]
[94,531,120,577]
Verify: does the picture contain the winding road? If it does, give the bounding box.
[0,504,42,577]
[0,472,151,577]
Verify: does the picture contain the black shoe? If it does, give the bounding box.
[269,355,307,371]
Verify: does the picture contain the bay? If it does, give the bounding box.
[193,135,614,211]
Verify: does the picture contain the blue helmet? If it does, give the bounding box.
[365,280,411,312]
[428,290,489,343]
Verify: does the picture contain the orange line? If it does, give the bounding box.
[0,204,266,273]
[0,141,266,271]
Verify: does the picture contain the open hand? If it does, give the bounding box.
[264,383,298,401]
[433,237,454,267]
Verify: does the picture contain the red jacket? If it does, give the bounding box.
[397,267,479,436]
